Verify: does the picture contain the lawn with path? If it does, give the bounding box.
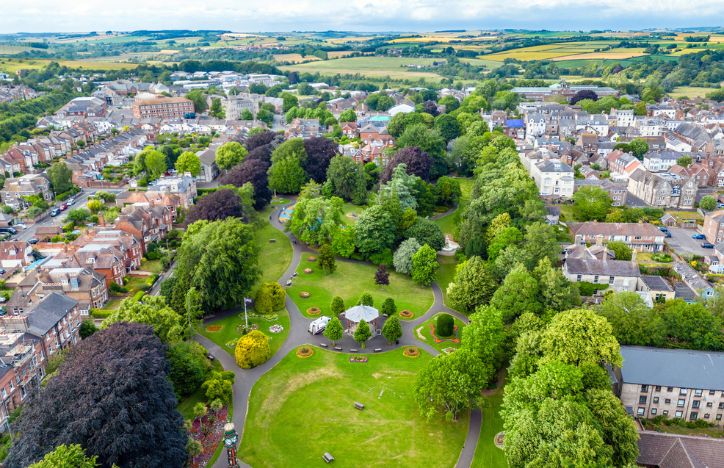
[288,257,433,318]
[433,177,474,238]
[200,308,291,357]
[471,388,508,468]
[255,213,293,285]
[415,312,465,353]
[435,255,458,306]
[240,347,469,468]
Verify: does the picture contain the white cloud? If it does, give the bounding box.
[0,0,720,32]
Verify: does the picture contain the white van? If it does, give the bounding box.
[308,316,331,335]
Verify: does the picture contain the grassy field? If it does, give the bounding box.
[0,58,139,73]
[201,308,291,357]
[471,389,508,468]
[433,177,474,238]
[280,56,445,81]
[255,214,293,285]
[240,348,469,468]
[415,312,465,353]
[273,53,321,63]
[288,256,433,318]
[551,48,647,61]
[435,255,458,306]
[483,41,618,61]
[669,86,719,99]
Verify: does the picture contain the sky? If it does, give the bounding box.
[0,0,721,33]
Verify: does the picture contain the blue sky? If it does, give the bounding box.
[0,0,721,33]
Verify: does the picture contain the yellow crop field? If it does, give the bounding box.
[327,51,355,59]
[552,48,648,61]
[273,54,321,63]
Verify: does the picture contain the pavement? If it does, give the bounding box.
[665,227,715,258]
[193,200,484,468]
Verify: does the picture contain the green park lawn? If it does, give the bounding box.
[433,177,474,238]
[472,388,508,468]
[415,312,465,353]
[139,259,164,274]
[240,348,469,467]
[288,257,433,318]
[435,255,458,306]
[255,215,293,285]
[200,308,290,357]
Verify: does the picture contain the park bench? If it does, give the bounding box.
[354,402,365,410]
[373,348,382,353]
[323,452,335,463]
[320,343,328,348]
[350,348,358,353]
[334,346,342,351]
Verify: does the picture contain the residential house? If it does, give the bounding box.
[114,204,173,253]
[12,267,108,313]
[615,346,724,425]
[197,145,220,183]
[575,179,628,206]
[529,159,575,198]
[284,118,322,139]
[672,262,716,300]
[73,244,126,286]
[627,169,698,209]
[642,150,682,173]
[0,242,33,270]
[636,432,724,468]
[0,174,53,210]
[132,95,194,119]
[563,255,640,292]
[149,174,197,208]
[637,275,675,303]
[569,222,665,252]
[702,210,724,244]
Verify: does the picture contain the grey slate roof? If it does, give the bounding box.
[640,275,674,292]
[637,432,724,468]
[565,257,640,277]
[620,346,724,390]
[26,293,77,337]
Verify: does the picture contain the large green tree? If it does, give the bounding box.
[411,244,439,286]
[102,295,185,343]
[490,264,541,323]
[354,204,397,260]
[215,141,248,170]
[325,155,367,204]
[175,151,202,176]
[288,195,343,246]
[572,186,612,221]
[28,444,97,468]
[447,256,498,313]
[47,161,73,194]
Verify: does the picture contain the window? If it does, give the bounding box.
[667,387,674,392]
[690,412,698,421]
[639,396,647,404]
[609,276,615,284]
[655,386,662,392]
[709,390,716,396]
[653,397,659,404]
[677,399,685,407]
[707,402,713,408]
[693,400,700,409]
[663,410,669,416]
[675,410,683,418]
[680,388,688,395]
[637,407,645,416]
[651,408,657,415]
[695,389,703,397]
[704,413,710,419]
[576,274,582,281]
[717,415,722,421]
[719,402,724,410]
[665,399,671,404]
[594,275,599,283]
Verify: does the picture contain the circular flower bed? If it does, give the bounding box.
[494,432,505,449]
[296,346,314,358]
[306,307,321,316]
[307,256,317,262]
[403,346,420,358]
[399,309,414,319]
[299,291,311,298]
[205,325,222,332]
[303,268,313,274]
[269,324,284,334]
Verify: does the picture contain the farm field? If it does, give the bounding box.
[240,348,469,468]
[0,57,139,72]
[482,41,621,61]
[551,48,648,61]
[273,53,320,63]
[669,86,719,99]
[280,56,446,81]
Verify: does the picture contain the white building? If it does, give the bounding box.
[530,159,575,197]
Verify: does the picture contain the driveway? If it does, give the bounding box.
[666,227,714,258]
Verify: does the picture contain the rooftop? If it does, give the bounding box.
[620,346,724,390]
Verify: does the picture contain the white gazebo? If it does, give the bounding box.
[342,305,380,333]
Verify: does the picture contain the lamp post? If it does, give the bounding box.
[243,297,252,330]
[223,422,239,468]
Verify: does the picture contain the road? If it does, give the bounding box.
[197,200,484,468]
[14,188,123,242]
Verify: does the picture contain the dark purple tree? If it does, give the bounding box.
[6,323,187,468]
[245,131,277,152]
[570,89,598,104]
[381,147,433,182]
[375,264,390,285]
[245,142,274,164]
[302,136,337,182]
[187,188,247,223]
[423,100,439,117]
[220,158,272,209]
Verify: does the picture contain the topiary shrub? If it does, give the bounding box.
[381,297,396,316]
[234,330,271,369]
[436,313,454,337]
[358,293,373,306]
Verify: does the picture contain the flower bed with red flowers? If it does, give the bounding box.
[403,346,420,357]
[430,323,460,344]
[399,309,414,319]
[188,406,229,468]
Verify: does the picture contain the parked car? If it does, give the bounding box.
[308,316,331,335]
[60,203,68,211]
[13,223,26,230]
[50,208,61,217]
[692,233,706,240]
[28,238,39,244]
[702,242,715,249]
[67,198,76,205]
[664,231,672,238]
[658,226,669,232]
[0,269,6,275]
[0,227,17,235]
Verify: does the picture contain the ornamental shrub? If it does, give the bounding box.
[436,313,454,337]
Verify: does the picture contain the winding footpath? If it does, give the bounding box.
[196,201,482,468]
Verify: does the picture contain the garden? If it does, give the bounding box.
[240,348,469,467]
[415,312,465,353]
[287,256,433,318]
[200,308,290,357]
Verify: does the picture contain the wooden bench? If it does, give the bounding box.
[350,348,358,353]
[354,402,365,410]
[322,452,335,463]
[373,348,382,353]
[334,346,342,351]
[320,343,328,348]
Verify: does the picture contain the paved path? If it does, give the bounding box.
[196,199,482,468]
